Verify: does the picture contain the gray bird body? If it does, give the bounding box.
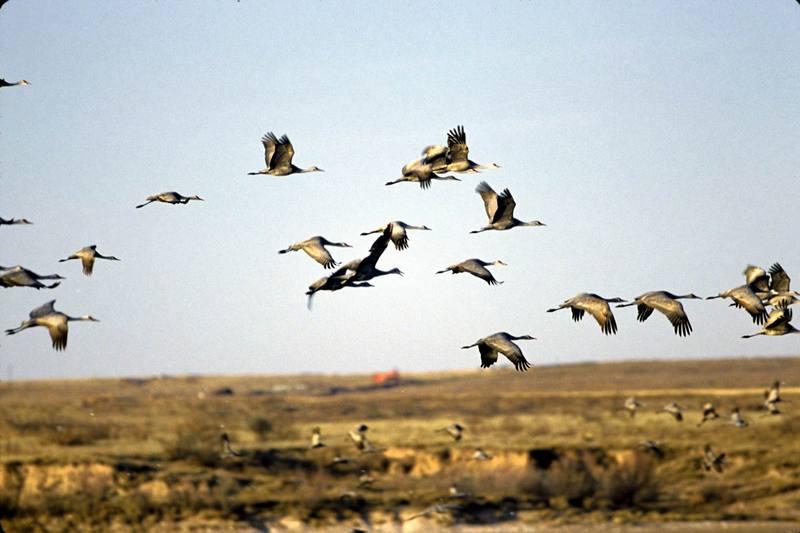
[702,444,725,473]
[730,407,748,428]
[0,265,64,290]
[461,332,535,372]
[697,403,720,427]
[0,78,29,88]
[279,236,352,269]
[385,158,460,189]
[422,125,500,173]
[617,291,701,337]
[548,293,625,335]
[5,300,98,351]
[248,133,323,176]
[59,245,120,276]
[663,402,683,422]
[624,396,643,417]
[361,221,430,251]
[742,305,799,338]
[707,284,768,324]
[471,181,544,233]
[136,191,204,208]
[0,216,32,225]
[436,258,505,285]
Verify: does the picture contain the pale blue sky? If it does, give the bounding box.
[1,1,798,380]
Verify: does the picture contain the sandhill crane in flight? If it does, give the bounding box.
[0,216,32,225]
[422,125,501,173]
[637,440,665,459]
[360,221,431,251]
[279,236,352,269]
[624,397,643,418]
[706,285,768,324]
[547,294,626,335]
[436,259,506,285]
[329,226,403,283]
[744,265,770,294]
[471,181,545,233]
[385,158,460,189]
[472,448,492,461]
[742,304,799,338]
[5,300,98,351]
[763,400,781,416]
[730,407,748,428]
[436,423,464,441]
[0,78,29,88]
[765,263,800,306]
[461,332,535,372]
[348,424,378,453]
[662,402,683,422]
[697,403,720,427]
[310,427,325,449]
[59,245,120,276]
[248,132,323,176]
[702,444,725,473]
[136,191,204,208]
[617,291,701,337]
[0,265,64,290]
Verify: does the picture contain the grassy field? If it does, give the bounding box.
[0,356,799,532]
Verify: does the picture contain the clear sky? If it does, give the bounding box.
[1,1,798,380]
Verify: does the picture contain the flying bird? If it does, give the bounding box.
[471,181,545,233]
[461,332,535,371]
[547,293,626,335]
[436,423,464,441]
[764,379,782,405]
[348,424,378,453]
[59,245,120,276]
[707,285,769,324]
[0,78,29,88]
[0,216,32,225]
[617,291,701,337]
[730,407,748,428]
[5,300,98,351]
[136,191,204,208]
[742,304,799,338]
[248,132,323,176]
[697,403,720,427]
[436,258,506,285]
[385,158,460,189]
[702,444,725,473]
[472,448,492,461]
[624,397,643,418]
[328,225,403,283]
[744,265,770,294]
[360,221,431,251]
[279,236,352,269]
[0,265,64,290]
[662,402,683,422]
[422,125,501,173]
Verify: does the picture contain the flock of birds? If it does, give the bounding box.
[1,92,799,369]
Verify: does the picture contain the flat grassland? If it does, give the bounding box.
[1,357,799,532]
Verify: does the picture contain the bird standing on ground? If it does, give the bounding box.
[310,427,325,449]
[471,181,545,233]
[461,332,535,371]
[0,216,32,225]
[360,221,431,251]
[248,132,323,176]
[279,236,352,269]
[617,291,701,337]
[547,294,626,335]
[59,245,120,276]
[436,258,506,285]
[5,300,98,351]
[0,266,64,290]
[136,192,204,208]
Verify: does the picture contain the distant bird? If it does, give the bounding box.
[662,402,683,422]
[448,485,471,500]
[744,265,770,294]
[220,433,242,457]
[742,304,799,338]
[697,403,720,427]
[637,440,665,459]
[764,263,800,306]
[763,400,781,416]
[385,158,460,189]
[248,132,323,176]
[0,265,63,290]
[136,191,204,208]
[461,332,535,372]
[0,216,32,225]
[310,427,325,449]
[471,181,545,233]
[706,285,768,324]
[0,78,29,88]
[348,424,377,452]
[59,245,120,276]
[617,291,701,337]
[472,448,492,461]
[279,236,352,269]
[436,423,464,441]
[5,300,98,351]
[360,221,431,251]
[305,274,373,309]
[764,379,782,405]
[624,397,643,418]
[329,225,403,283]
[422,125,501,173]
[702,444,725,473]
[436,258,506,285]
[328,455,351,466]
[547,294,626,335]
[730,407,748,428]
